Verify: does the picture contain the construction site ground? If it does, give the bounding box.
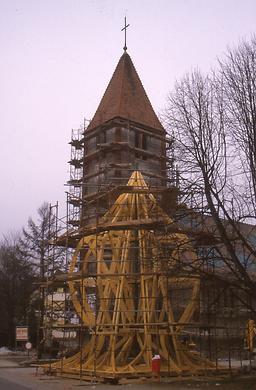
[1,357,256,390]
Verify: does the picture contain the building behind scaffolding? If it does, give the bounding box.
[68,51,175,228]
[42,49,256,382]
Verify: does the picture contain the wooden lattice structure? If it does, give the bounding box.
[42,49,255,379]
[49,171,214,380]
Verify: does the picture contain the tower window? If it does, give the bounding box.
[116,150,122,162]
[115,127,122,142]
[134,131,148,160]
[135,131,140,148]
[96,131,106,149]
[134,131,148,151]
[142,134,147,150]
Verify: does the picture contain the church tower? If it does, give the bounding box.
[50,45,213,382]
[81,51,168,226]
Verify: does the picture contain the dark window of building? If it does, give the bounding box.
[115,127,122,142]
[134,131,148,160]
[142,134,147,150]
[96,131,106,148]
[141,134,147,160]
[116,150,122,162]
[135,131,140,148]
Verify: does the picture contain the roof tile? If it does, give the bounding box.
[86,52,164,132]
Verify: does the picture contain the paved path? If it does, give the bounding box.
[0,366,74,390]
[0,358,19,368]
[0,365,196,390]
[0,358,256,390]
[0,376,30,389]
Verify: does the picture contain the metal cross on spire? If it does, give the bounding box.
[121,16,130,52]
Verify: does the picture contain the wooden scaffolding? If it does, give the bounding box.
[47,171,214,380]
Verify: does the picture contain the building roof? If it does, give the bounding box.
[86,52,164,132]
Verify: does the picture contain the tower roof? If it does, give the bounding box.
[86,52,164,132]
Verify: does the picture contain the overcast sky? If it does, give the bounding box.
[1,0,256,237]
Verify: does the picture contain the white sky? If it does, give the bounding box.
[1,0,256,237]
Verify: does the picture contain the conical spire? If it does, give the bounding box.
[86,52,164,132]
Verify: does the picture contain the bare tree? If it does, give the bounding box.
[220,35,256,218]
[164,68,256,297]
